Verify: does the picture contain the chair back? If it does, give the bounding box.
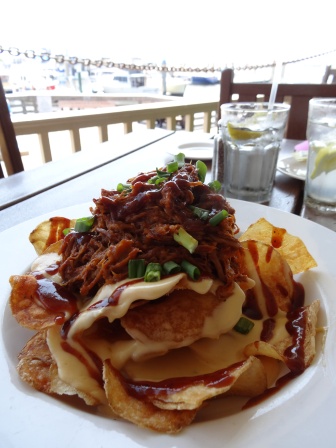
[322,65,336,84]
[219,68,336,140]
[0,78,24,177]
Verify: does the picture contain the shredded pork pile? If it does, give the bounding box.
[58,162,243,296]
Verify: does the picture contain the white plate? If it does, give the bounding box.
[168,141,214,160]
[1,201,336,448]
[277,155,307,181]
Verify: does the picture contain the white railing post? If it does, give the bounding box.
[12,98,219,162]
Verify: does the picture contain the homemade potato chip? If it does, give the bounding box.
[29,217,76,255]
[103,360,197,434]
[9,275,59,330]
[239,217,317,274]
[244,300,320,372]
[239,240,295,313]
[17,330,54,394]
[9,211,320,434]
[9,273,77,330]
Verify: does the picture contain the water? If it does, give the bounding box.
[212,103,290,203]
[305,119,336,211]
[223,139,280,203]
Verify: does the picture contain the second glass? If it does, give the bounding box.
[304,98,336,212]
[212,102,290,203]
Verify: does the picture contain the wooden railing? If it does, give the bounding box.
[9,98,218,165]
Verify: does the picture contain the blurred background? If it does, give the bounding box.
[1,0,336,94]
[1,0,336,173]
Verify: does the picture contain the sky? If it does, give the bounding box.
[1,0,336,69]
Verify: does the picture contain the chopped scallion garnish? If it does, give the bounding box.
[208,180,222,193]
[181,260,200,280]
[63,228,73,236]
[233,317,255,335]
[156,168,170,178]
[173,227,198,254]
[148,169,169,184]
[196,160,207,183]
[74,216,95,232]
[128,259,146,278]
[163,261,181,275]
[209,210,229,226]
[174,152,185,167]
[117,183,132,193]
[189,205,209,220]
[147,176,162,184]
[167,161,178,173]
[144,262,162,282]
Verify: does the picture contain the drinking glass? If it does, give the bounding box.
[304,98,336,212]
[212,102,290,203]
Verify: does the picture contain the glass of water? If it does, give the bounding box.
[304,98,336,212]
[212,102,290,203]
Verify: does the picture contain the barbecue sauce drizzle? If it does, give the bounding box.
[45,216,71,248]
[33,220,309,400]
[115,360,245,400]
[33,271,78,324]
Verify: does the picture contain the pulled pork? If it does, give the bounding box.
[58,163,242,296]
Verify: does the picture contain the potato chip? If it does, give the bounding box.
[9,274,77,330]
[239,218,317,274]
[244,300,320,372]
[17,329,101,406]
[8,211,321,435]
[240,240,295,313]
[9,275,58,330]
[29,217,76,255]
[17,330,54,394]
[103,360,197,434]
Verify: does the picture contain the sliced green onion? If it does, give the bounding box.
[117,183,132,192]
[208,180,222,193]
[144,262,162,282]
[181,260,200,280]
[196,160,207,183]
[174,152,185,167]
[233,317,255,335]
[173,227,198,254]
[209,210,229,226]
[128,259,146,278]
[167,161,178,173]
[74,216,95,232]
[163,261,181,275]
[189,205,209,220]
[63,227,73,236]
[148,176,166,185]
[156,168,170,178]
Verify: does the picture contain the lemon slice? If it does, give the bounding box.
[310,143,336,179]
[227,122,262,140]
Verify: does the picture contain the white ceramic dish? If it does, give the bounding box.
[1,200,335,448]
[168,141,214,160]
[277,155,307,181]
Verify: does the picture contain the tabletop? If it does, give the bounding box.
[1,129,335,233]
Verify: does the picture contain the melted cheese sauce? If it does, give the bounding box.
[32,243,299,403]
[47,275,248,397]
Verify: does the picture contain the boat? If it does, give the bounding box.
[165,74,190,96]
[190,73,220,85]
[90,68,160,94]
